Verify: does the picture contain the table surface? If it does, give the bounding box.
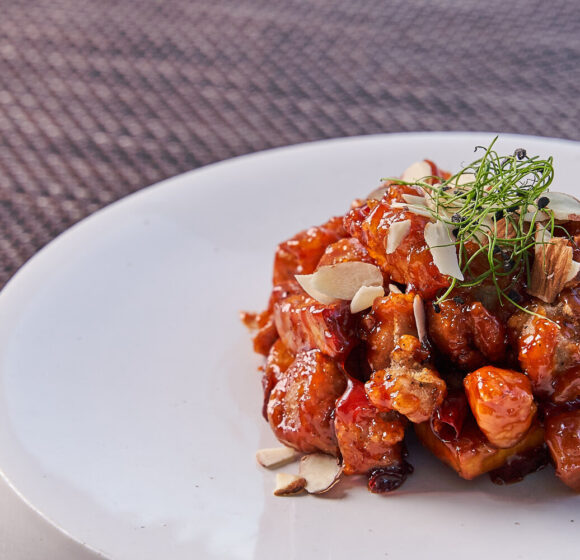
[1,0,580,558]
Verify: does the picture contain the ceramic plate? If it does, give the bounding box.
[0,133,578,560]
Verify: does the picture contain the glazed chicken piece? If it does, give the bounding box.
[463,366,536,448]
[267,349,347,454]
[273,293,356,359]
[415,418,545,480]
[273,215,346,285]
[344,184,450,300]
[508,288,580,397]
[334,377,406,475]
[366,335,446,423]
[545,409,580,491]
[362,292,421,371]
[316,237,375,268]
[428,300,507,370]
[261,339,295,418]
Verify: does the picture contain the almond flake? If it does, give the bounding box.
[299,453,342,494]
[385,219,411,254]
[402,194,427,206]
[455,173,476,186]
[295,274,338,305]
[256,446,299,469]
[565,260,580,284]
[527,236,573,303]
[413,294,427,343]
[350,284,385,313]
[273,473,307,496]
[402,161,432,184]
[542,192,580,221]
[388,283,403,294]
[390,202,433,218]
[423,221,464,281]
[310,262,383,300]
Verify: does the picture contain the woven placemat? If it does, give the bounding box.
[1,0,579,288]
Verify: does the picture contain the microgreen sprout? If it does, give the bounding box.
[384,137,556,309]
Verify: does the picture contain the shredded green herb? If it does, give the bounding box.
[383,137,557,308]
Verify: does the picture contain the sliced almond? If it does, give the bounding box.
[413,294,427,343]
[256,446,299,469]
[273,473,307,496]
[385,219,411,254]
[299,453,342,494]
[401,194,427,206]
[350,284,385,313]
[295,274,338,305]
[455,172,476,186]
[402,160,432,184]
[527,236,574,303]
[424,221,464,281]
[310,262,383,300]
[390,201,433,218]
[388,283,403,294]
[565,260,580,284]
[542,192,580,221]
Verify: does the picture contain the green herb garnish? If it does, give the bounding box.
[384,137,556,309]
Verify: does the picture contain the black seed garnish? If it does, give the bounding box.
[452,228,459,238]
[514,148,527,160]
[495,209,504,220]
[432,303,441,313]
[537,196,550,209]
[451,213,463,223]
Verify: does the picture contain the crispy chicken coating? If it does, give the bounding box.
[464,366,536,449]
[273,294,355,359]
[335,378,406,475]
[267,349,347,455]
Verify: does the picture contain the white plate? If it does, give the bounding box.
[0,133,578,560]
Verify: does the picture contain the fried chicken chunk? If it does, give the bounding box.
[545,409,580,491]
[508,288,580,396]
[366,335,446,423]
[273,294,355,359]
[362,292,420,371]
[335,378,406,475]
[415,418,545,480]
[261,339,295,418]
[428,300,507,370]
[267,349,347,454]
[344,184,450,299]
[273,216,346,285]
[464,366,536,449]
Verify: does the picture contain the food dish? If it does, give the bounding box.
[245,140,580,496]
[0,133,578,560]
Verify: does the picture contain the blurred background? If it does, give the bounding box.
[1,0,580,288]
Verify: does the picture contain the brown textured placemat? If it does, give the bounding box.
[1,0,580,288]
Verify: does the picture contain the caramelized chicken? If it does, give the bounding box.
[344,192,449,299]
[273,216,346,285]
[508,289,580,396]
[428,300,507,370]
[545,409,580,491]
[366,335,446,423]
[415,418,545,480]
[464,366,536,448]
[316,237,375,268]
[335,378,406,475]
[362,293,421,371]
[261,339,295,418]
[267,349,347,455]
[273,294,355,359]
